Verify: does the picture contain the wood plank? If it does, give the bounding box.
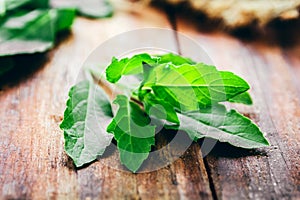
[0,6,213,199]
[176,16,300,199]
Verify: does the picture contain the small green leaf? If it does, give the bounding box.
[106,54,157,83]
[228,92,253,105]
[51,8,75,33]
[166,104,269,148]
[142,62,250,111]
[107,95,156,172]
[60,81,114,167]
[51,0,113,18]
[156,53,196,65]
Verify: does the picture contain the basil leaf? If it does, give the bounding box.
[0,10,54,56]
[105,53,196,84]
[142,91,179,124]
[3,0,49,15]
[166,104,269,148]
[142,62,250,111]
[4,0,32,12]
[106,54,157,83]
[228,91,253,105]
[29,0,49,8]
[51,0,113,18]
[52,8,75,33]
[107,95,156,172]
[60,81,114,167]
[156,53,196,65]
[0,9,74,56]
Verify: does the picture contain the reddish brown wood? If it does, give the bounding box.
[176,15,300,199]
[1,4,300,200]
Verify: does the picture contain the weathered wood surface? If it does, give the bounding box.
[0,4,299,200]
[176,14,300,200]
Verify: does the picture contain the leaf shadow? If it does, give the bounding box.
[0,53,49,89]
[100,140,118,158]
[197,138,268,158]
[0,30,72,90]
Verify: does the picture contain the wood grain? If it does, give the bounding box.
[1,4,300,200]
[176,15,300,200]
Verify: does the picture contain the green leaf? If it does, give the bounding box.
[29,0,49,8]
[228,92,253,105]
[105,53,195,84]
[142,62,250,111]
[0,8,74,56]
[0,10,54,56]
[156,53,196,65]
[166,104,269,148]
[51,8,75,33]
[107,95,156,172]
[3,0,49,14]
[51,0,113,18]
[106,54,157,83]
[60,81,114,167]
[141,91,179,124]
[0,0,5,17]
[4,0,32,12]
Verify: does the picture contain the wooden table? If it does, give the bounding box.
[1,4,299,200]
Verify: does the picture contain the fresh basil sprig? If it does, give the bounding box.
[60,53,269,172]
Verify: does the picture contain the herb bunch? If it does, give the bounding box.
[60,53,269,172]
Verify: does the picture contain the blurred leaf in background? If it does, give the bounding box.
[0,0,113,77]
[0,9,75,56]
[51,0,113,18]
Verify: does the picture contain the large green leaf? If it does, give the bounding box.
[60,81,114,167]
[142,62,250,111]
[107,95,156,172]
[166,104,269,148]
[0,8,75,56]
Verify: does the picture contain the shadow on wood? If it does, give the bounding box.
[198,139,268,158]
[0,30,72,90]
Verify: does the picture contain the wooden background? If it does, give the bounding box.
[0,3,299,200]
